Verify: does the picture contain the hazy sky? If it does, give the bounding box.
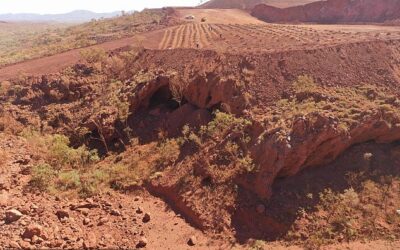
[0,0,207,14]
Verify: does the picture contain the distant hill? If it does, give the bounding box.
[0,10,121,23]
[199,0,319,10]
[252,0,400,23]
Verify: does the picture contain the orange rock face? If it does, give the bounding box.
[252,0,400,23]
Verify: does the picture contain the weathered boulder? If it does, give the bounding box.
[5,209,23,223]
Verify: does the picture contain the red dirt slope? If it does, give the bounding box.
[252,0,400,23]
[200,0,318,10]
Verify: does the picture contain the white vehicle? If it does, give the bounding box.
[185,15,195,20]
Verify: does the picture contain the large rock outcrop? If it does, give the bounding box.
[149,82,400,232]
[252,0,400,23]
[200,0,318,10]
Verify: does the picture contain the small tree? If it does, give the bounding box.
[169,75,188,106]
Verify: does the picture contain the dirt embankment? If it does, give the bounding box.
[252,0,400,23]
[138,39,400,107]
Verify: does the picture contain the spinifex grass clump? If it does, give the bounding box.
[25,132,100,196]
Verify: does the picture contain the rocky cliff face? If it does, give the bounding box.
[143,40,400,232]
[149,80,400,232]
[200,0,318,10]
[252,0,400,23]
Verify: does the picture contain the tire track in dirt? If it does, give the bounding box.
[252,25,277,37]
[167,26,179,49]
[171,25,185,48]
[211,24,234,50]
[192,24,200,48]
[230,25,253,51]
[185,23,193,48]
[159,28,172,50]
[200,24,210,38]
[195,24,207,49]
[214,24,231,37]
[188,23,196,48]
[164,26,178,49]
[222,24,239,41]
[231,24,259,40]
[210,24,224,39]
[180,24,188,48]
[178,24,186,48]
[200,24,212,47]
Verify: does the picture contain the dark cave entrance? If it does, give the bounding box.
[148,85,181,110]
[84,84,190,154]
[129,84,187,143]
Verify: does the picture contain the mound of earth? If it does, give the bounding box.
[252,0,400,23]
[200,0,318,10]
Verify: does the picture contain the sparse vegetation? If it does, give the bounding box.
[30,163,56,191]
[286,175,400,249]
[263,75,400,135]
[292,74,317,93]
[22,132,99,169]
[23,132,99,196]
[0,9,167,66]
[80,48,107,64]
[200,110,252,141]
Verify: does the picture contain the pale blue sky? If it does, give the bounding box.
[0,0,208,14]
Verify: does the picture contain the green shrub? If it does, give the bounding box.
[157,139,180,168]
[30,164,56,191]
[201,110,252,140]
[182,124,201,147]
[108,163,139,190]
[48,134,99,169]
[22,133,99,169]
[57,170,81,190]
[79,169,108,197]
[108,80,131,122]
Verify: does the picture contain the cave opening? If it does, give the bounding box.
[148,85,181,110]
